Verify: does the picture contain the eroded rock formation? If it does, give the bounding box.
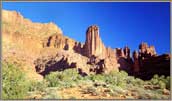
[35,25,120,75]
[123,46,131,59]
[131,42,170,80]
[43,34,77,51]
[114,46,133,73]
[139,42,157,58]
[73,42,83,53]
[83,25,107,59]
[34,50,92,76]
[132,50,140,72]
[2,10,170,80]
[115,48,125,57]
[106,47,116,58]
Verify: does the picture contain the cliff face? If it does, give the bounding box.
[2,10,75,80]
[2,10,62,38]
[2,10,63,56]
[2,10,77,57]
[43,34,76,51]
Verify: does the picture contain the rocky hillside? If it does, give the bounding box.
[2,10,77,80]
[2,10,62,37]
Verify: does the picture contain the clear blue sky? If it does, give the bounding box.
[2,2,170,55]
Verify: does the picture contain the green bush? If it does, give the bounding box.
[86,70,129,88]
[28,80,48,92]
[134,78,144,86]
[151,78,159,85]
[153,74,159,79]
[105,75,117,86]
[2,62,30,99]
[120,70,128,77]
[61,68,81,82]
[151,74,170,90]
[45,69,81,88]
[89,74,105,82]
[165,76,170,90]
[45,72,61,87]
[158,81,166,89]
[108,70,128,87]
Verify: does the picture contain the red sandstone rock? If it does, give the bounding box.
[115,48,125,57]
[83,25,107,59]
[43,34,77,51]
[139,42,156,57]
[132,42,170,80]
[106,47,116,58]
[133,50,140,72]
[123,46,130,59]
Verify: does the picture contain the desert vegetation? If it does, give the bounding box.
[2,62,170,99]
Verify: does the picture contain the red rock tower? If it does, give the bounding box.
[83,25,106,59]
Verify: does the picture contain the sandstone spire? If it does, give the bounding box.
[83,25,106,59]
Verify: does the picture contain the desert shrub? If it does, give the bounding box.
[107,70,145,88]
[108,70,119,76]
[86,70,128,87]
[151,78,159,85]
[153,74,159,79]
[159,75,165,80]
[45,69,81,88]
[120,70,128,77]
[117,80,126,88]
[103,70,128,87]
[45,72,61,87]
[60,80,77,88]
[2,62,30,99]
[89,74,105,82]
[151,74,170,90]
[158,81,166,89]
[160,76,170,90]
[61,68,81,82]
[28,80,48,92]
[105,74,117,85]
[126,76,135,84]
[165,76,170,90]
[134,78,144,86]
